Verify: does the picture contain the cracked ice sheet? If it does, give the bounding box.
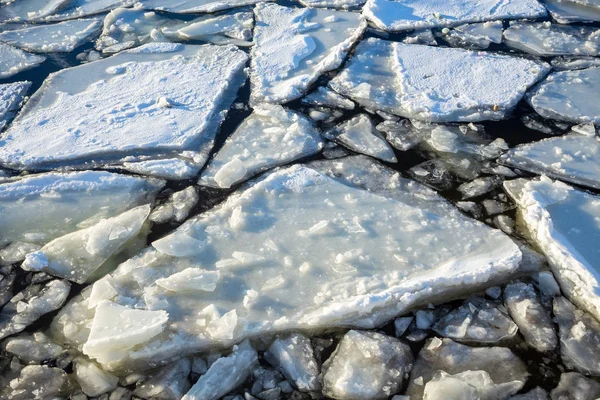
[0,43,45,79]
[0,82,31,133]
[138,0,268,14]
[504,177,600,322]
[500,135,600,190]
[363,0,547,32]
[0,18,102,53]
[199,104,324,189]
[250,3,367,105]
[328,39,550,123]
[0,43,248,174]
[63,159,522,371]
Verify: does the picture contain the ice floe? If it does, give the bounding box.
[299,0,365,9]
[329,39,549,122]
[542,0,600,24]
[0,43,248,174]
[0,81,30,132]
[138,0,265,14]
[0,0,69,23]
[0,42,45,79]
[250,3,367,105]
[438,21,504,50]
[363,0,547,32]
[527,67,600,124]
[0,18,102,53]
[43,0,138,23]
[199,104,324,189]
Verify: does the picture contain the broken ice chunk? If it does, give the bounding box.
[363,0,547,32]
[551,55,600,71]
[156,269,220,293]
[322,330,413,400]
[182,340,258,400]
[527,67,600,124]
[265,333,320,392]
[138,0,267,14]
[550,372,600,399]
[199,104,324,189]
[324,114,397,162]
[42,0,138,22]
[0,365,70,400]
[402,29,437,45]
[0,18,102,53]
[542,0,600,24]
[508,387,548,400]
[500,135,600,190]
[438,21,504,50]
[0,0,70,23]
[150,186,199,224]
[504,177,600,321]
[301,87,355,110]
[133,358,191,399]
[4,333,64,364]
[121,157,202,180]
[74,357,119,397]
[457,176,503,199]
[329,39,549,122]
[299,0,365,9]
[504,22,600,56]
[423,370,523,400]
[0,81,30,133]
[250,3,367,104]
[0,43,45,79]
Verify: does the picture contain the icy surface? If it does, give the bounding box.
[299,0,365,9]
[550,372,600,399]
[4,333,64,363]
[74,357,119,397]
[265,333,320,392]
[504,22,600,56]
[422,370,523,400]
[329,39,549,122]
[0,0,69,23]
[199,104,324,188]
[120,157,202,181]
[0,18,102,53]
[150,186,199,224]
[133,358,191,399]
[324,114,397,162]
[138,0,266,14]
[500,135,600,190]
[439,21,504,50]
[505,177,600,321]
[0,43,248,172]
[43,0,138,22]
[322,330,413,400]
[0,43,45,79]
[250,3,367,105]
[0,82,30,132]
[363,0,547,32]
[527,67,600,124]
[542,0,600,24]
[301,87,355,110]
[0,365,70,400]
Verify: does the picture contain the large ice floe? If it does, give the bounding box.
[505,177,600,322]
[362,0,547,32]
[51,157,522,371]
[138,0,268,14]
[0,43,248,179]
[250,3,367,105]
[527,67,600,124]
[328,39,550,122]
[0,43,46,79]
[0,82,30,132]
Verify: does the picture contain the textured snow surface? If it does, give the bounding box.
[527,67,600,124]
[138,0,268,14]
[0,82,30,132]
[0,18,102,53]
[0,43,46,79]
[0,43,248,172]
[199,104,324,188]
[250,3,367,105]
[329,39,549,122]
[363,0,547,31]
[504,22,600,56]
[500,135,600,190]
[505,177,600,322]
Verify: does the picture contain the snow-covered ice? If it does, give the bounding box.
[0,0,69,23]
[250,3,367,105]
[527,67,600,124]
[363,0,547,32]
[0,18,102,53]
[199,104,324,189]
[505,177,600,322]
[500,135,600,190]
[43,0,138,23]
[138,0,267,14]
[0,43,45,79]
[0,43,248,174]
[329,39,549,122]
[542,0,600,24]
[0,81,30,132]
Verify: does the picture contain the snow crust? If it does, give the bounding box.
[0,82,30,132]
[0,43,45,79]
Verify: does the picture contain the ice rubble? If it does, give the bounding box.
[96,8,253,54]
[0,43,248,175]
[321,330,413,399]
[43,0,138,22]
[301,87,355,111]
[0,43,45,79]
[504,21,600,56]
[74,357,119,397]
[328,39,549,122]
[500,135,600,190]
[422,370,523,400]
[138,0,267,14]
[133,358,191,399]
[250,3,367,105]
[53,159,523,370]
[438,21,504,50]
[527,67,600,124]
[265,333,320,392]
[299,0,364,8]
[4,333,64,363]
[362,0,547,32]
[199,104,324,189]
[0,82,30,132]
[504,177,600,321]
[551,372,600,399]
[0,365,71,400]
[542,0,600,24]
[0,18,103,53]
[150,186,199,224]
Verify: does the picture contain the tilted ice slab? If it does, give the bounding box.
[250,3,367,105]
[0,171,163,249]
[0,82,30,132]
[0,43,248,173]
[504,22,600,56]
[0,43,45,79]
[500,135,600,190]
[504,177,600,322]
[527,67,600,124]
[299,0,365,10]
[329,39,550,122]
[96,8,253,54]
[138,0,267,14]
[59,159,522,371]
[0,18,102,53]
[199,104,324,189]
[363,0,547,32]
[542,0,600,23]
